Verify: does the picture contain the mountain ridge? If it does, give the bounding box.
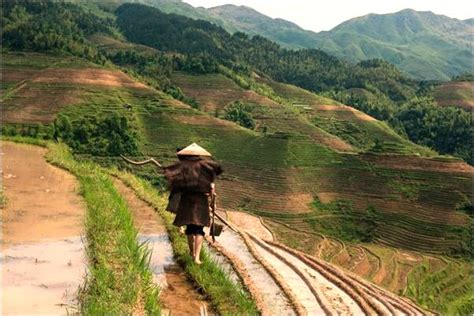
[138,0,472,80]
[208,5,472,80]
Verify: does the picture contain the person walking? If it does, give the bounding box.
[164,143,223,265]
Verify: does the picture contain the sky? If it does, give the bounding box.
[183,0,474,32]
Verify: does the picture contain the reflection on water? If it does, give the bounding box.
[217,230,295,315]
[138,233,173,287]
[2,237,86,315]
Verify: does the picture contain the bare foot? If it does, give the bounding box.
[194,259,202,265]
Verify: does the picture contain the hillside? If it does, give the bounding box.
[208,5,473,81]
[207,4,317,49]
[434,81,474,110]
[312,9,473,81]
[6,46,472,314]
[104,1,472,80]
[1,2,473,314]
[112,3,472,164]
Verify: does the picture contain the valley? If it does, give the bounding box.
[1,1,472,314]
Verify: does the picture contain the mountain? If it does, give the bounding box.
[111,1,472,80]
[206,4,317,49]
[208,6,472,81]
[312,9,473,80]
[2,2,473,313]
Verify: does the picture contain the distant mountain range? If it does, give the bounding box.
[129,0,473,81]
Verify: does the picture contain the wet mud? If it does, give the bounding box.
[216,229,295,315]
[112,179,213,315]
[1,141,86,315]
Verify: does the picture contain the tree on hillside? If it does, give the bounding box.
[223,101,256,129]
[396,97,472,163]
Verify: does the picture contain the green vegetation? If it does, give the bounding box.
[2,0,111,64]
[4,1,470,163]
[223,101,256,129]
[2,2,473,313]
[114,4,470,163]
[308,9,472,81]
[110,169,259,315]
[118,3,472,81]
[54,113,140,156]
[452,73,474,82]
[405,259,473,314]
[308,199,380,243]
[395,97,472,164]
[0,191,6,208]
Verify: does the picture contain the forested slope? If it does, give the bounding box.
[1,2,473,313]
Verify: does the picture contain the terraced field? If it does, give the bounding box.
[172,73,354,153]
[209,211,429,316]
[1,52,150,124]
[2,53,472,314]
[433,81,474,110]
[261,78,435,155]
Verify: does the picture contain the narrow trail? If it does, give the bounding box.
[1,141,86,314]
[112,179,213,316]
[211,211,429,316]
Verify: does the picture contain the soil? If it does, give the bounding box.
[112,179,213,315]
[1,141,86,314]
[435,82,474,110]
[226,211,273,240]
[2,67,150,124]
[362,153,474,174]
[314,105,376,122]
[32,68,149,90]
[269,243,365,315]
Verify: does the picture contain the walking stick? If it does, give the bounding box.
[211,193,217,243]
[210,193,237,235]
[120,155,162,168]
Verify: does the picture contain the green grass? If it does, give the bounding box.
[1,52,102,70]
[0,191,6,208]
[307,199,379,242]
[261,78,340,106]
[110,169,259,315]
[405,258,473,314]
[1,137,161,314]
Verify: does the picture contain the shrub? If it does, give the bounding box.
[223,101,256,130]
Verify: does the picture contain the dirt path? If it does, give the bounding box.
[1,141,86,314]
[212,213,428,316]
[112,179,213,316]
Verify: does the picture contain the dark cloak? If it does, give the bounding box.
[164,157,223,227]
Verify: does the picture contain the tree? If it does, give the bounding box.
[223,101,256,129]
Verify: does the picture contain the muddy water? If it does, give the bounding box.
[216,229,295,315]
[1,141,86,314]
[112,179,212,315]
[225,211,273,240]
[268,242,366,316]
[251,240,324,315]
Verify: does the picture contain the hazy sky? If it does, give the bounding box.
[183,0,474,31]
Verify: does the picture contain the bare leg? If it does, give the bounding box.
[193,234,204,265]
[187,235,194,257]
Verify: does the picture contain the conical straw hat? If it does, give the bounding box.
[177,143,212,156]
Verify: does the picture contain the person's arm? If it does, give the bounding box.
[210,182,216,195]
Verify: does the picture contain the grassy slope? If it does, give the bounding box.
[2,52,473,314]
[310,10,472,80]
[259,77,435,155]
[433,81,474,110]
